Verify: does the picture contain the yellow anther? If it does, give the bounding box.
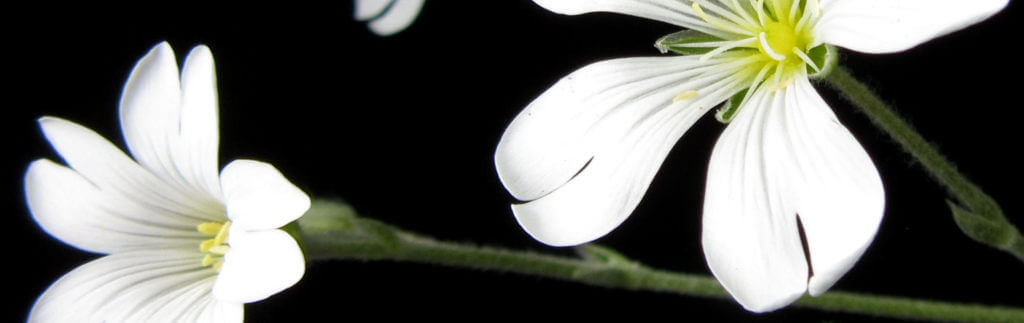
[212,259,225,272]
[202,254,216,267]
[197,222,223,236]
[768,77,794,91]
[196,221,233,270]
[673,90,699,102]
[208,245,230,255]
[199,238,216,252]
[692,2,711,23]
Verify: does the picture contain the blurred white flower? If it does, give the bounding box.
[26,42,310,322]
[496,0,1006,312]
[355,0,425,36]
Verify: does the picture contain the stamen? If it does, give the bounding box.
[759,32,786,60]
[202,254,216,267]
[700,36,758,61]
[794,0,815,32]
[196,221,232,270]
[673,90,699,102]
[771,61,786,88]
[726,0,758,26]
[693,0,757,30]
[212,259,225,272]
[807,0,821,17]
[199,238,216,252]
[788,0,800,24]
[197,222,223,236]
[791,47,821,72]
[692,2,757,36]
[751,0,767,27]
[208,245,230,255]
[741,63,774,108]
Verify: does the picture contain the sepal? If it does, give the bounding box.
[655,30,723,55]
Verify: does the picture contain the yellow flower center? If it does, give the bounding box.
[197,221,231,272]
[690,0,821,89]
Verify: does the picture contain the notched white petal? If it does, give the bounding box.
[38,116,224,224]
[29,249,228,323]
[816,0,1008,53]
[119,42,186,184]
[702,86,809,313]
[221,159,311,231]
[25,159,203,254]
[214,229,305,303]
[498,56,744,246]
[179,45,223,199]
[783,78,884,296]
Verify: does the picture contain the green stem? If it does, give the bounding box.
[823,66,1024,262]
[294,200,1024,322]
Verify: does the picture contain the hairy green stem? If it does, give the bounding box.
[295,200,1024,322]
[823,66,1024,262]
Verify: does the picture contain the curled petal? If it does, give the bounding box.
[497,56,744,246]
[25,159,205,253]
[29,249,240,322]
[532,0,733,39]
[179,45,223,199]
[221,159,310,231]
[120,42,226,202]
[214,229,305,303]
[815,0,1008,53]
[366,0,425,36]
[119,42,187,189]
[37,117,223,223]
[354,0,392,20]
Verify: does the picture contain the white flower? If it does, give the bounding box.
[354,0,425,36]
[25,42,310,322]
[495,0,1006,312]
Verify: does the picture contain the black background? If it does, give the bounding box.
[4,2,1022,321]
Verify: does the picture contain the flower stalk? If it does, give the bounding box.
[297,200,1024,322]
[823,65,1024,262]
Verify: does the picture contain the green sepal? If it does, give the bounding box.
[947,199,1024,263]
[655,30,722,55]
[807,44,837,79]
[715,89,747,123]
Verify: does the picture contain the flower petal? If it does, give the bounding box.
[120,42,226,201]
[815,0,1008,53]
[119,43,187,187]
[702,81,808,313]
[221,159,310,231]
[29,249,240,322]
[497,56,745,246]
[366,0,425,36]
[178,45,223,200]
[531,0,732,38]
[37,116,223,223]
[25,159,206,253]
[782,78,885,296]
[702,77,884,312]
[214,229,305,303]
[354,0,391,20]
